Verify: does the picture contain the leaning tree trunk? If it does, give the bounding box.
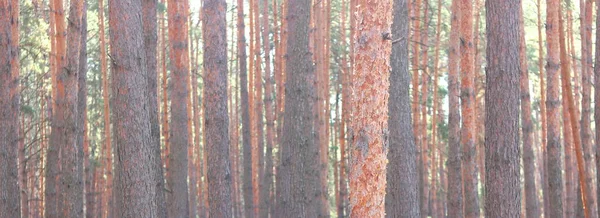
[109,0,163,216]
[385,0,420,216]
[484,0,522,216]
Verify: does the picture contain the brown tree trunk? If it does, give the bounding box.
[385,0,420,216]
[97,0,112,215]
[519,2,540,217]
[580,1,598,217]
[261,0,275,215]
[0,0,20,217]
[430,1,442,217]
[45,0,66,215]
[188,10,199,218]
[109,0,163,216]
[535,0,549,215]
[348,0,392,215]
[51,0,85,216]
[484,0,521,216]
[559,5,590,218]
[276,0,325,214]
[202,0,233,215]
[459,0,479,216]
[237,0,253,215]
[545,0,565,216]
[447,0,463,217]
[78,2,89,217]
[167,0,191,216]
[143,0,168,216]
[594,0,600,214]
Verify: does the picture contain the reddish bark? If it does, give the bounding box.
[447,0,463,217]
[348,0,392,214]
[545,0,565,216]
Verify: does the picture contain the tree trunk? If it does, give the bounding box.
[78,2,89,217]
[484,0,521,216]
[98,0,112,214]
[580,1,598,217]
[558,5,591,218]
[385,0,420,216]
[202,0,233,215]
[348,0,392,215]
[45,0,66,215]
[167,0,191,216]
[447,0,463,217]
[143,0,168,216]
[0,0,20,217]
[261,0,275,215]
[237,0,253,214]
[545,0,565,216]
[519,2,540,217]
[276,0,324,214]
[109,0,162,216]
[594,0,600,214]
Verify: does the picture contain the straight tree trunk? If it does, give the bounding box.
[77,2,89,217]
[202,0,233,215]
[261,0,275,215]
[484,0,521,216]
[535,0,549,215]
[430,0,442,216]
[45,0,67,215]
[237,0,254,214]
[459,0,479,216]
[167,0,191,216]
[109,0,163,216]
[97,0,113,214]
[594,0,600,214]
[0,0,21,217]
[545,0,565,216]
[519,2,540,217]
[54,0,85,216]
[447,0,463,217]
[12,0,25,217]
[348,0,392,215]
[276,0,325,214]
[580,1,597,217]
[142,0,168,217]
[385,0,420,216]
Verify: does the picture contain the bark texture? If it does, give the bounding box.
[109,0,162,216]
[544,0,565,216]
[167,0,191,216]
[385,0,420,216]
[0,0,20,217]
[142,0,168,216]
[447,0,463,217]
[484,0,522,217]
[202,0,233,215]
[348,0,392,215]
[276,0,325,215]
